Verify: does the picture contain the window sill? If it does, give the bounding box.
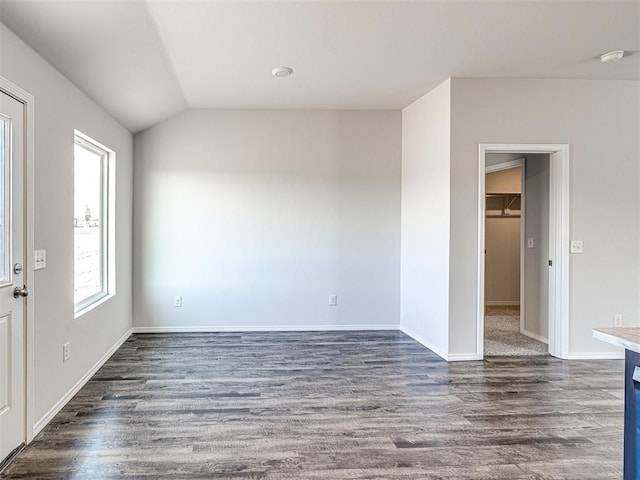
[74,293,115,319]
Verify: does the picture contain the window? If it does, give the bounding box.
[0,116,9,285]
[74,131,114,313]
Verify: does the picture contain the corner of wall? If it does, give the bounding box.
[400,78,452,360]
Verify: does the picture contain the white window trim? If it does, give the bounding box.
[73,130,115,316]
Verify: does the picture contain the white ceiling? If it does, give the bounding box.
[1,0,638,133]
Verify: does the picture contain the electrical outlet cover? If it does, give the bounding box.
[570,240,584,254]
[614,314,623,327]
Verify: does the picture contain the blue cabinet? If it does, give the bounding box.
[625,350,640,479]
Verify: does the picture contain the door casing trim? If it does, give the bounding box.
[478,144,570,359]
[0,77,35,443]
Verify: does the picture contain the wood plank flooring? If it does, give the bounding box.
[1,331,625,479]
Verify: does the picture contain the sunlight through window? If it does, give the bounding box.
[74,132,113,312]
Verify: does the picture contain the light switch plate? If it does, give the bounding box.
[329,294,337,306]
[35,249,46,270]
[570,240,583,254]
[527,238,534,249]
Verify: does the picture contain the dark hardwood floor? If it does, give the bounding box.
[1,331,624,479]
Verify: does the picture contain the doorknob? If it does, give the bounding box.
[13,285,29,299]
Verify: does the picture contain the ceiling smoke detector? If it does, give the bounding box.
[272,66,293,78]
[600,50,625,63]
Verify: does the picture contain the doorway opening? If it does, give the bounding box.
[484,156,548,356]
[477,144,570,360]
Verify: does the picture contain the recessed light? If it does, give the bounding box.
[272,66,293,78]
[600,50,625,63]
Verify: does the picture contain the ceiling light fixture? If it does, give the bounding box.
[600,50,625,63]
[272,66,293,78]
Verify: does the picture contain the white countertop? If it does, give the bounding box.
[593,327,640,353]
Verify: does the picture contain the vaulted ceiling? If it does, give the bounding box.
[1,0,638,133]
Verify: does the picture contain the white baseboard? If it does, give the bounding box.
[399,326,482,361]
[520,328,549,344]
[399,325,449,361]
[448,353,483,361]
[485,301,520,306]
[33,328,133,437]
[133,324,398,333]
[566,351,624,360]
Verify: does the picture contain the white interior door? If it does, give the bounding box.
[0,90,26,464]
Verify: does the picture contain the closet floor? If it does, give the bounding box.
[484,306,548,356]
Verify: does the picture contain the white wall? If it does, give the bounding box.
[133,110,401,330]
[400,79,451,357]
[450,78,640,357]
[485,165,521,192]
[485,216,520,304]
[0,24,133,425]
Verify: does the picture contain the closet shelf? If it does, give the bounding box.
[486,192,521,218]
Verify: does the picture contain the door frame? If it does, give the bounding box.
[478,144,570,359]
[484,158,526,335]
[0,77,35,444]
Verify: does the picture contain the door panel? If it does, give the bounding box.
[0,313,9,413]
[0,90,25,463]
